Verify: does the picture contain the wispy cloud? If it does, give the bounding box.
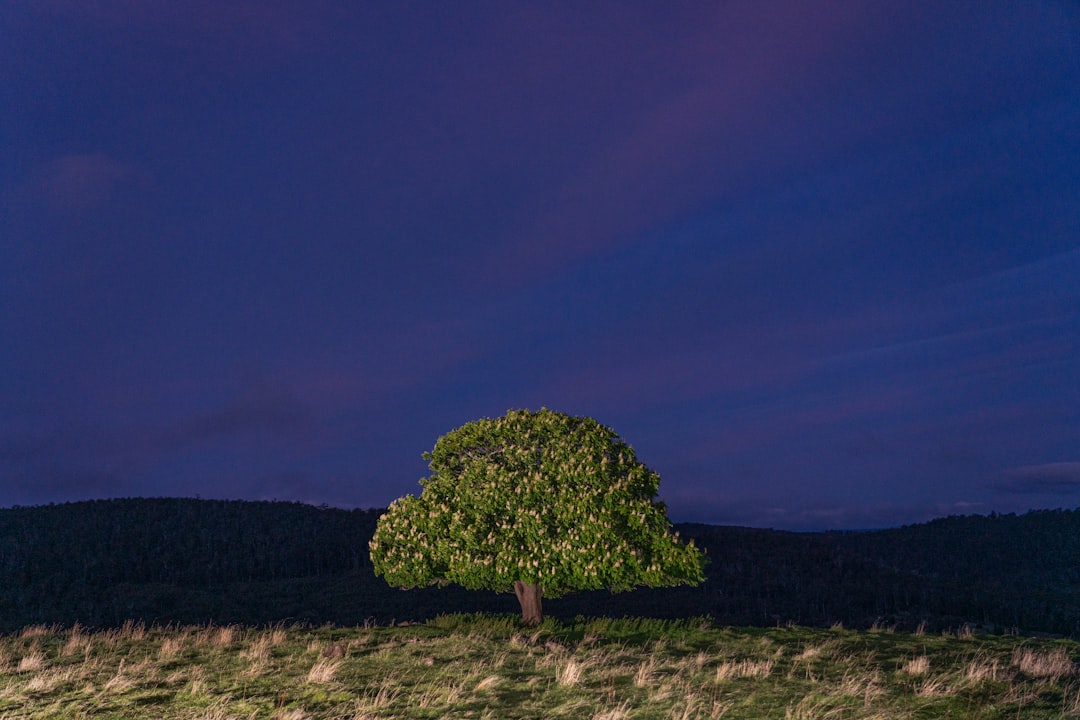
[0,375,316,504]
[172,378,310,445]
[665,490,989,531]
[994,463,1080,496]
[481,4,901,284]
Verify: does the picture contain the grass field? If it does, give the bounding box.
[1,614,1077,718]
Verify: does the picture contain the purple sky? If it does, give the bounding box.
[3,2,1079,530]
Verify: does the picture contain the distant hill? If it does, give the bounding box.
[1,498,1077,635]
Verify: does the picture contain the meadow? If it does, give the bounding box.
[0,615,1077,719]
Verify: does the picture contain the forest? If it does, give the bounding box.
[0,498,1077,636]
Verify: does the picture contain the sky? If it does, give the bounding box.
[2,2,1079,530]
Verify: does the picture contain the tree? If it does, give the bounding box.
[369,408,706,625]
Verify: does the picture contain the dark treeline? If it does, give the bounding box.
[1,498,1077,636]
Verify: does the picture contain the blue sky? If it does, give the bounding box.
[2,1,1079,529]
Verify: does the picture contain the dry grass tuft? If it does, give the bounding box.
[475,674,500,691]
[119,620,146,641]
[159,634,186,660]
[17,648,46,673]
[186,665,208,696]
[915,674,950,697]
[715,658,774,681]
[273,709,310,720]
[26,666,78,693]
[592,700,632,720]
[241,635,274,678]
[633,656,656,687]
[669,694,706,720]
[192,625,235,649]
[103,659,133,694]
[1013,647,1076,679]
[61,624,90,657]
[556,657,587,686]
[193,703,245,720]
[212,626,236,647]
[354,677,401,713]
[18,625,51,639]
[835,667,885,702]
[243,635,274,663]
[416,678,466,709]
[307,658,342,684]
[964,656,1002,683]
[902,656,930,676]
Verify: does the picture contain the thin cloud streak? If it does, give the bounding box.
[995,463,1080,496]
[480,4,904,285]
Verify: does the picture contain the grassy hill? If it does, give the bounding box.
[1,615,1077,719]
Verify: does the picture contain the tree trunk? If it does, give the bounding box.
[513,581,543,626]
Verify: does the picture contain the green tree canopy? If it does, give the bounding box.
[369,408,705,624]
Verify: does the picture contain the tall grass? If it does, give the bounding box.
[0,614,1076,718]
